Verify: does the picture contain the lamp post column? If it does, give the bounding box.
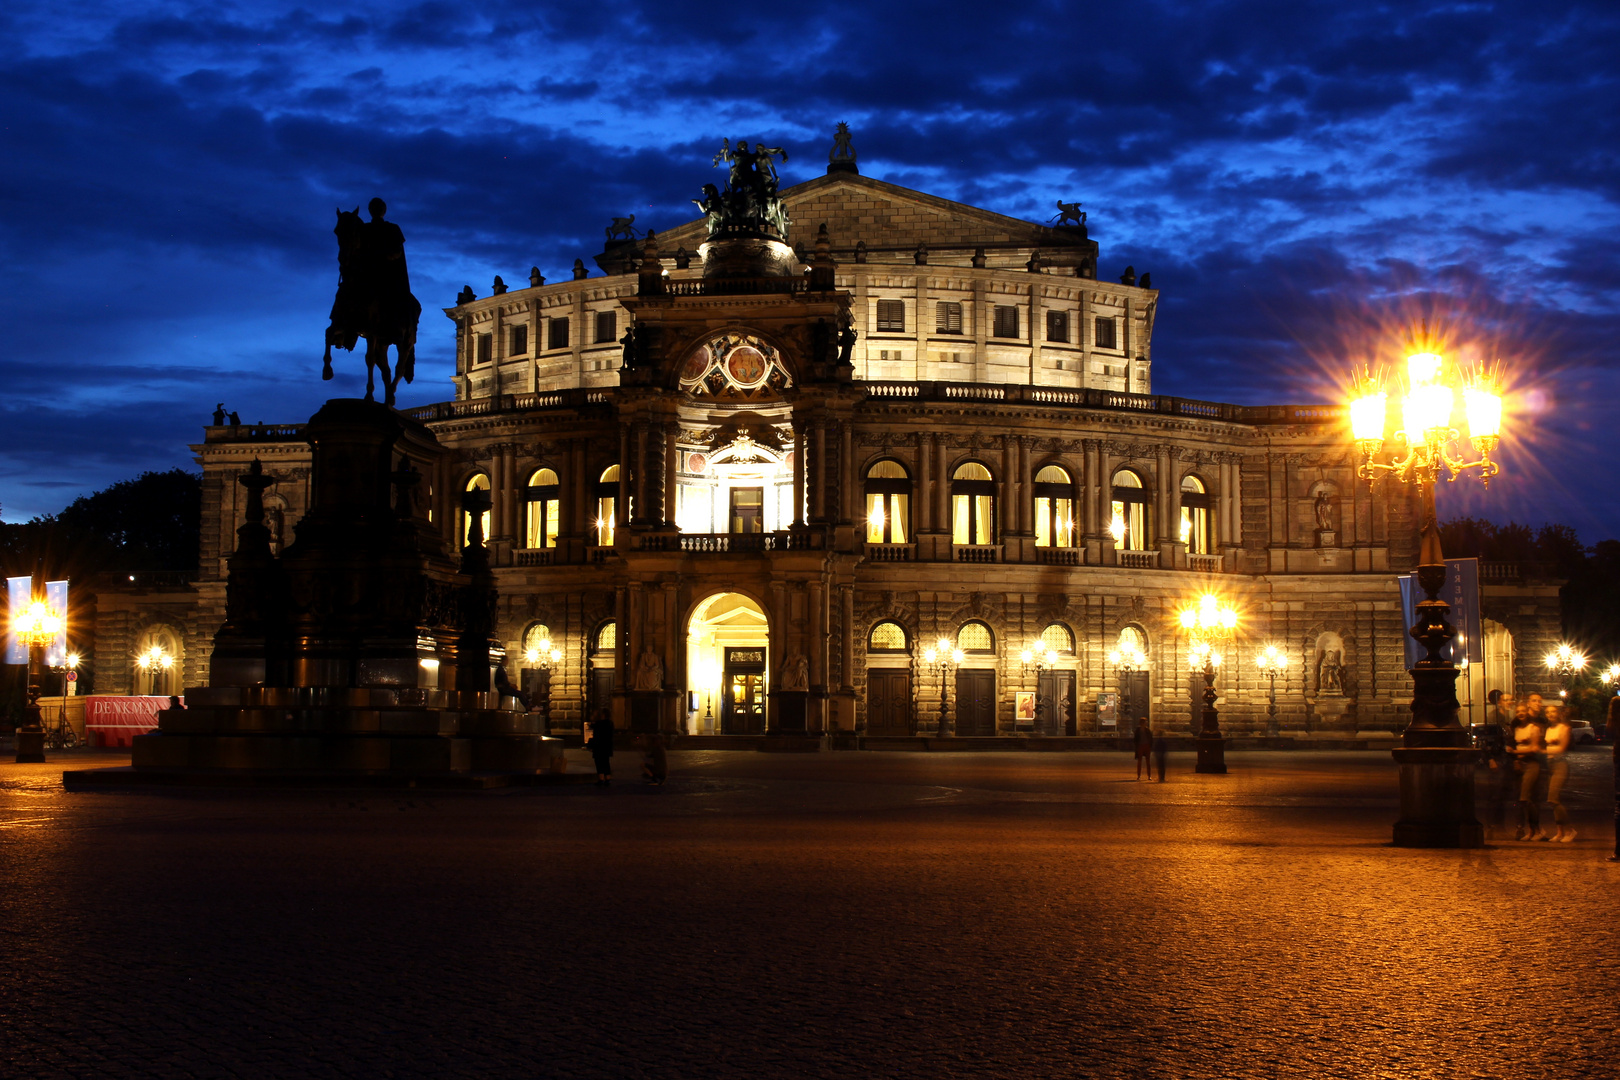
[16,638,46,763]
[1195,652,1226,774]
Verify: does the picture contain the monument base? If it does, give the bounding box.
[1195,735,1227,774]
[1392,746,1483,848]
[14,728,45,763]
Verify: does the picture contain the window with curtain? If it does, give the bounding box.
[1109,469,1150,550]
[1180,474,1213,554]
[460,473,491,549]
[864,460,911,543]
[1032,464,1075,548]
[595,465,620,546]
[951,462,995,545]
[524,468,560,549]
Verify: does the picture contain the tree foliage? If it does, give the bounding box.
[53,469,202,573]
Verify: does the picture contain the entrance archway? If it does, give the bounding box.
[687,593,770,734]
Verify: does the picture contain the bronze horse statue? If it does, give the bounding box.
[323,201,421,406]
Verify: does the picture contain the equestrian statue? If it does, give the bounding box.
[323,197,421,407]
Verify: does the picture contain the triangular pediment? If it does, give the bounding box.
[653,172,1082,257]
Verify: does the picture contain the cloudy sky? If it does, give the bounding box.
[3,1,1617,540]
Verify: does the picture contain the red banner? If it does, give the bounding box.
[84,695,176,747]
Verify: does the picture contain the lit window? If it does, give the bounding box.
[460,473,491,549]
[1033,464,1075,548]
[1040,623,1074,654]
[524,468,560,549]
[869,622,908,652]
[595,465,620,546]
[957,621,994,653]
[864,460,911,544]
[1110,469,1150,551]
[1180,475,1212,554]
[951,462,995,545]
[597,622,617,652]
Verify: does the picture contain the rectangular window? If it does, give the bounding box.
[525,498,559,549]
[865,493,909,544]
[993,305,1019,339]
[509,324,528,356]
[876,300,905,333]
[547,317,570,351]
[1046,310,1069,343]
[729,487,764,534]
[476,333,493,365]
[936,301,963,334]
[878,349,907,362]
[595,310,617,344]
[1095,316,1117,350]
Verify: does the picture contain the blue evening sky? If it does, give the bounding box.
[2,1,1617,540]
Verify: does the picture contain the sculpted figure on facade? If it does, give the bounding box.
[634,646,664,691]
[781,653,810,692]
[704,138,791,239]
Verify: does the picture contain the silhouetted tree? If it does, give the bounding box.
[55,469,201,573]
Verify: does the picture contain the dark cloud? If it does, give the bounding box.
[0,0,1615,539]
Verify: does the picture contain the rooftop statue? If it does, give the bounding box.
[828,122,858,174]
[1050,200,1086,229]
[695,138,792,240]
[322,198,421,406]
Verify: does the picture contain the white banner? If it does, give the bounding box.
[5,576,29,664]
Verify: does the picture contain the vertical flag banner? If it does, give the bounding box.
[46,580,69,666]
[5,576,30,664]
[1398,559,1483,671]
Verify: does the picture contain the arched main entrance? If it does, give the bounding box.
[687,593,770,734]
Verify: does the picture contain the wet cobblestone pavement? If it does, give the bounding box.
[3,747,1616,1079]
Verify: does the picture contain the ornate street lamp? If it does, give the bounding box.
[1107,641,1148,728]
[1599,662,1620,694]
[523,639,563,732]
[1543,643,1587,701]
[1350,345,1503,847]
[921,637,964,737]
[13,599,62,763]
[1256,644,1289,736]
[135,645,174,694]
[1178,593,1237,774]
[1019,644,1060,733]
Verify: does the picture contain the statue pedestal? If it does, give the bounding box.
[1393,747,1483,847]
[1315,528,1337,548]
[772,691,808,734]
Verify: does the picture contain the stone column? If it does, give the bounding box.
[917,431,932,533]
[633,421,649,525]
[999,436,1013,539]
[792,421,807,527]
[813,419,827,522]
[1017,437,1031,535]
[617,425,630,539]
[840,420,854,525]
[934,434,949,537]
[841,584,855,691]
[664,424,679,528]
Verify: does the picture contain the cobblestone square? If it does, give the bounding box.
[2,748,1615,1079]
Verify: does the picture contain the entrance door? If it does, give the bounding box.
[1120,671,1150,728]
[1038,671,1075,736]
[955,670,996,736]
[729,487,764,534]
[722,647,766,734]
[867,670,913,735]
[588,667,616,726]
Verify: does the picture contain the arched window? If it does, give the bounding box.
[595,621,617,654]
[951,462,995,545]
[524,468,560,550]
[460,473,491,549]
[1033,465,1075,548]
[864,461,911,544]
[595,465,620,547]
[1180,475,1212,554]
[523,623,553,655]
[1109,469,1150,551]
[1040,623,1075,654]
[868,621,909,652]
[957,621,994,653]
[1115,625,1147,663]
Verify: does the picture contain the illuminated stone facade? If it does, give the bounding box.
[100,148,1562,740]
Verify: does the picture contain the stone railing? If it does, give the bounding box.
[858,382,1346,424]
[1035,546,1083,565]
[641,532,818,554]
[1479,561,1556,583]
[205,423,307,443]
[1119,550,1158,569]
[863,542,915,562]
[1189,553,1224,573]
[514,550,555,567]
[954,544,1002,563]
[664,277,813,297]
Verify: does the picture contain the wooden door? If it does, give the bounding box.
[1038,671,1075,736]
[588,667,615,726]
[866,670,913,735]
[1121,671,1150,729]
[955,670,996,736]
[722,647,766,734]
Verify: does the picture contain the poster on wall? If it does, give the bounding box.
[1015,692,1036,723]
[1097,692,1119,727]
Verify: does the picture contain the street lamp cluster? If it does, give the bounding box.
[12,599,63,763]
[1178,593,1238,773]
[1255,644,1289,735]
[1349,344,1508,848]
[1544,643,1587,700]
[921,637,965,736]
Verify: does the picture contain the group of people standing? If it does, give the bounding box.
[1132,719,1169,781]
[1479,690,1576,841]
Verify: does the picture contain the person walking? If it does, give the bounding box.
[1152,727,1169,782]
[1513,706,1547,841]
[642,733,668,786]
[1543,702,1575,842]
[1133,718,1153,780]
[586,708,615,786]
